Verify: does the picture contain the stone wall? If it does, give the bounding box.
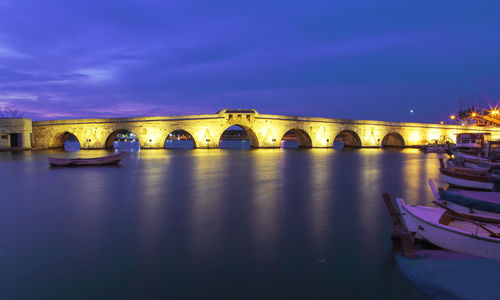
[24,109,500,149]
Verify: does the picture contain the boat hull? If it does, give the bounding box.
[440,168,494,190]
[439,200,500,220]
[48,152,126,166]
[396,198,500,260]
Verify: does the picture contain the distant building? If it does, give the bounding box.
[0,119,32,150]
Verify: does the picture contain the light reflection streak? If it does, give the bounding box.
[358,149,382,248]
[249,149,281,261]
[308,149,332,256]
[187,150,226,258]
[70,166,112,263]
[136,151,170,256]
[403,149,424,205]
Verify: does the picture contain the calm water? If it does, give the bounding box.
[0,148,446,299]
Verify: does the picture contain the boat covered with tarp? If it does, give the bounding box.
[439,189,500,214]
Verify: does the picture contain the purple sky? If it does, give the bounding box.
[0,0,499,122]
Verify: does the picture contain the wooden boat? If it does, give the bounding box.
[439,160,499,191]
[463,158,500,172]
[395,197,500,260]
[48,152,126,166]
[419,144,450,153]
[429,179,500,220]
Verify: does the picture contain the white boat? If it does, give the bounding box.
[440,165,497,191]
[48,152,126,166]
[395,197,500,260]
[428,179,500,220]
[455,132,491,154]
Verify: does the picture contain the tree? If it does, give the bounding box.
[0,107,26,118]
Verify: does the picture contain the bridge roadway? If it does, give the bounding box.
[31,109,500,149]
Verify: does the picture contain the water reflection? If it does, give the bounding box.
[358,149,383,250]
[0,148,431,299]
[249,149,281,261]
[308,149,333,257]
[188,150,226,258]
[219,140,250,149]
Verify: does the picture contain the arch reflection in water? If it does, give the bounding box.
[107,129,140,151]
[63,133,81,151]
[333,130,362,150]
[280,129,312,149]
[381,132,405,148]
[165,130,195,149]
[219,125,255,149]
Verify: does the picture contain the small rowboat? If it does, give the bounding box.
[395,197,500,260]
[48,152,126,166]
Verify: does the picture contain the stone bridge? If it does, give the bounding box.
[30,109,500,149]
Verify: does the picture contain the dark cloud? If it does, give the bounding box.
[0,0,499,121]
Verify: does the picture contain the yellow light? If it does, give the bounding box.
[440,121,444,124]
[472,112,476,117]
[450,114,455,120]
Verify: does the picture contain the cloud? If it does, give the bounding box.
[0,45,26,58]
[0,0,499,123]
[76,68,115,83]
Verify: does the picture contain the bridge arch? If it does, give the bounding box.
[218,124,259,148]
[165,129,197,148]
[49,131,82,149]
[334,130,362,148]
[281,128,312,148]
[105,129,140,149]
[381,132,405,148]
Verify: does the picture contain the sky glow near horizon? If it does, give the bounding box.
[0,0,499,122]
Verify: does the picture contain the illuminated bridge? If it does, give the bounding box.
[23,109,500,149]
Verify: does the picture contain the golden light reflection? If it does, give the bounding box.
[401,149,442,206]
[136,151,170,255]
[308,149,332,255]
[403,150,422,203]
[187,149,226,257]
[249,149,281,259]
[358,149,381,246]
